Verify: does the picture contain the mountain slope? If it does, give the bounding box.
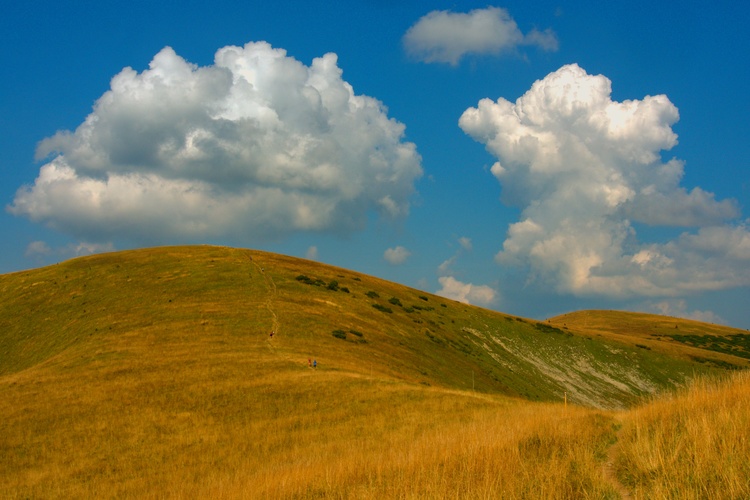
[550,310,750,370]
[1,245,741,409]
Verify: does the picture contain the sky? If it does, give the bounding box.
[2,1,749,329]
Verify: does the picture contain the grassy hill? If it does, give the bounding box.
[1,245,748,498]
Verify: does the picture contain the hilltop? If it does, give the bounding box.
[2,245,748,497]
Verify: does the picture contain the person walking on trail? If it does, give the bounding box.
[308,358,312,368]
[313,359,317,369]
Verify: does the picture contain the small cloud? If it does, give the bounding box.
[403,6,558,65]
[384,245,411,265]
[72,242,115,256]
[436,276,496,306]
[305,246,319,261]
[25,241,52,258]
[437,255,456,275]
[647,299,726,325]
[25,240,115,263]
[458,236,473,251]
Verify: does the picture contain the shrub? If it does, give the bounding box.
[372,304,392,314]
[332,330,347,340]
[388,297,402,307]
[327,280,339,291]
[366,291,379,299]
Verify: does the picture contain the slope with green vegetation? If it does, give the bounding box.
[1,245,747,497]
[550,309,750,370]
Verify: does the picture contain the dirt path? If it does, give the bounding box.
[249,255,280,335]
[602,422,632,499]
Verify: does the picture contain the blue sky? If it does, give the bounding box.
[2,1,749,328]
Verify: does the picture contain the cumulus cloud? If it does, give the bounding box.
[403,7,558,65]
[9,42,422,244]
[436,276,496,306]
[459,63,750,298]
[458,236,473,251]
[384,245,411,265]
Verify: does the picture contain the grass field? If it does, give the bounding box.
[1,245,747,498]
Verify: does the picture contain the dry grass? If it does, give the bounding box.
[0,335,619,499]
[616,371,750,499]
[195,397,617,499]
[2,246,748,498]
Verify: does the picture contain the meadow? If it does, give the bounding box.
[1,246,747,498]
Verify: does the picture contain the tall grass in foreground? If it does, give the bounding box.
[617,371,750,499]
[192,399,617,499]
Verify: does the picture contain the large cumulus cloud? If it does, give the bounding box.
[460,63,749,298]
[9,42,422,243]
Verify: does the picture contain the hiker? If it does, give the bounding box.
[308,358,312,368]
[270,331,274,338]
[313,359,317,369]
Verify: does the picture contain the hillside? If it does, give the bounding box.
[550,310,750,370]
[1,246,744,407]
[1,245,748,497]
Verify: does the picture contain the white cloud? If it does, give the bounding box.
[9,42,422,244]
[384,245,411,265]
[25,241,52,258]
[436,276,496,306]
[305,246,319,261]
[437,256,455,276]
[25,240,115,261]
[460,63,750,298]
[403,7,558,66]
[647,299,726,325]
[458,236,472,251]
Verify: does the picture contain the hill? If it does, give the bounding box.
[550,310,750,370]
[1,245,748,497]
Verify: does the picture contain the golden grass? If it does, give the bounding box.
[0,352,619,499]
[2,246,748,498]
[195,396,617,499]
[616,371,750,499]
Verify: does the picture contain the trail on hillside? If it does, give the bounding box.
[602,420,632,499]
[248,255,280,336]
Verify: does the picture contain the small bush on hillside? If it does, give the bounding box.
[425,331,443,345]
[412,305,434,312]
[332,329,366,343]
[372,304,392,314]
[340,286,350,293]
[366,291,379,299]
[295,274,326,287]
[388,297,402,307]
[419,295,429,301]
[327,280,339,291]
